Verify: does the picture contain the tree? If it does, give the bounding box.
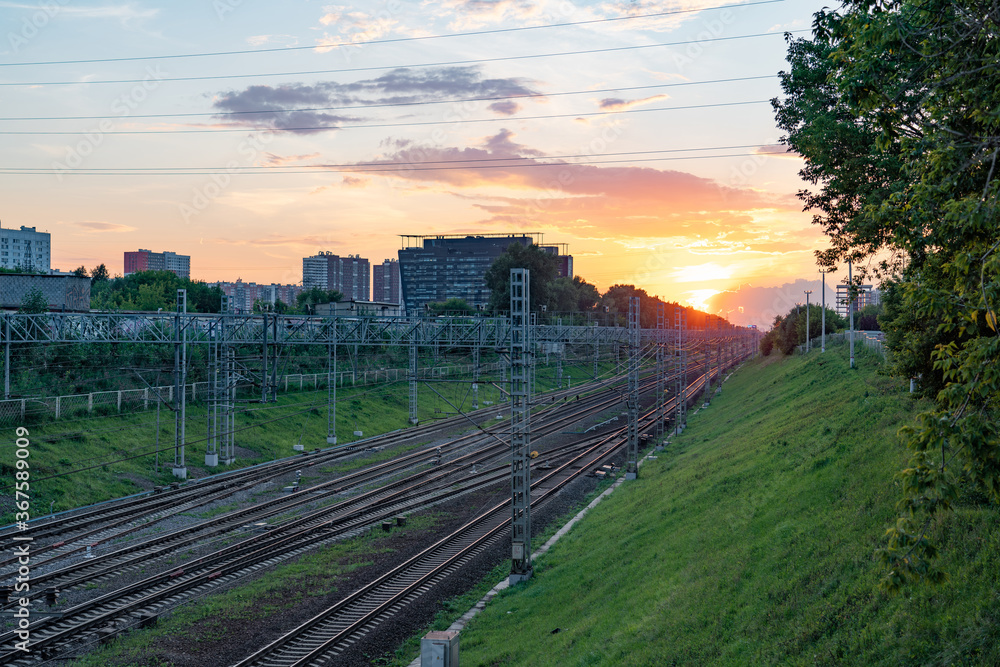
[484,243,558,312]
[775,0,1000,588]
[72,266,88,278]
[296,287,343,313]
[426,298,475,316]
[18,287,48,314]
[90,264,110,283]
[546,276,600,314]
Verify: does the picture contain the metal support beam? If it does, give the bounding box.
[509,268,532,585]
[173,289,187,479]
[205,319,219,467]
[221,294,235,464]
[556,318,563,389]
[593,322,599,380]
[3,314,10,401]
[625,296,640,480]
[674,306,687,435]
[327,323,338,444]
[655,302,665,445]
[472,342,480,410]
[408,334,418,424]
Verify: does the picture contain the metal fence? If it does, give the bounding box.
[0,361,500,425]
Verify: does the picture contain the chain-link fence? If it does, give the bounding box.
[0,361,500,426]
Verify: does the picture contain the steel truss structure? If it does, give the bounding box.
[509,269,532,584]
[625,297,640,480]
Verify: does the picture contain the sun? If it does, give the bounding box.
[685,288,719,312]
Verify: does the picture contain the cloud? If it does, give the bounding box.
[488,100,522,116]
[214,234,338,248]
[211,66,543,133]
[432,0,543,30]
[597,94,669,112]
[341,175,370,188]
[755,144,801,159]
[344,129,797,240]
[707,278,839,329]
[72,221,136,233]
[0,2,158,23]
[263,152,322,166]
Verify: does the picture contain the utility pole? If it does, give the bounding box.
[409,330,418,424]
[655,302,665,445]
[820,268,832,353]
[848,260,855,368]
[804,290,812,352]
[556,317,564,389]
[674,306,687,434]
[205,319,219,467]
[172,289,187,480]
[328,320,338,444]
[625,297,640,480]
[509,268,532,585]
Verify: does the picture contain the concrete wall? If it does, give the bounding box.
[0,274,91,311]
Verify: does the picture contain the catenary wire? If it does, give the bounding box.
[0,99,771,135]
[0,30,807,87]
[0,75,777,121]
[0,1,786,67]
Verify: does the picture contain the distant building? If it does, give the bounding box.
[0,223,51,273]
[211,280,303,313]
[397,233,573,315]
[372,258,401,304]
[301,252,370,301]
[836,283,880,317]
[124,249,191,278]
[314,300,404,318]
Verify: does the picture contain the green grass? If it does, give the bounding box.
[455,346,1000,666]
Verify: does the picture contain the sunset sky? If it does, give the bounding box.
[0,0,845,327]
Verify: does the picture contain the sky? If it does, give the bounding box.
[0,0,848,328]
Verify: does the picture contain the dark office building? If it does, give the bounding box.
[397,233,572,315]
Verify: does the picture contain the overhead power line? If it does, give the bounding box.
[0,0,785,68]
[0,75,776,122]
[0,151,783,176]
[0,30,807,87]
[0,99,771,135]
[0,144,777,172]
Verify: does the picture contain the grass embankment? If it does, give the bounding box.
[1,358,619,525]
[455,345,1000,665]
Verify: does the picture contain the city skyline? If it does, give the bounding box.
[1,0,843,328]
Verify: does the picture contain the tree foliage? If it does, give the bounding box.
[760,305,844,356]
[18,287,49,314]
[295,286,343,313]
[426,298,475,316]
[91,270,222,313]
[775,0,1000,589]
[484,243,559,312]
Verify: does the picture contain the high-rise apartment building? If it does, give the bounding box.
[397,233,572,315]
[124,249,191,278]
[302,252,370,301]
[372,258,401,304]
[0,223,51,272]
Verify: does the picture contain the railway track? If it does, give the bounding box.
[2,379,645,605]
[0,348,749,665]
[0,371,622,569]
